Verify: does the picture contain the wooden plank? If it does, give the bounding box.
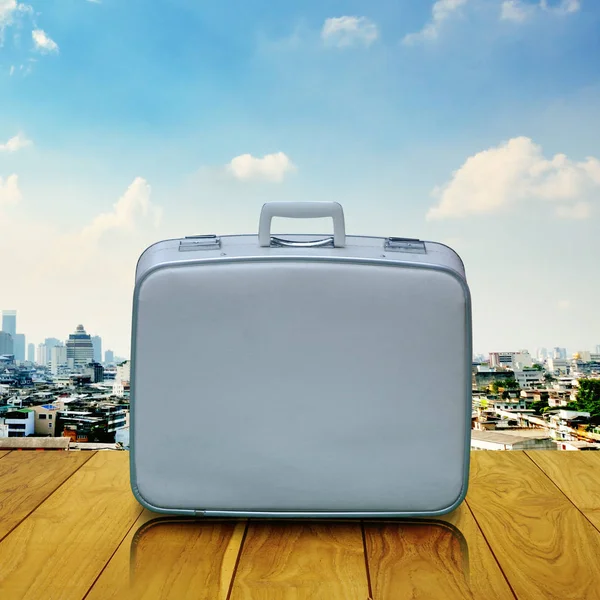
[467,451,600,600]
[526,451,600,530]
[0,452,143,600]
[0,450,10,460]
[229,522,369,600]
[0,450,94,542]
[364,519,472,600]
[364,502,515,600]
[86,514,247,600]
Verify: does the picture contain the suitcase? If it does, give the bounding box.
[130,201,472,518]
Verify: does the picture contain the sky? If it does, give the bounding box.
[1,0,599,358]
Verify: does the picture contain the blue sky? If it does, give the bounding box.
[1,0,599,358]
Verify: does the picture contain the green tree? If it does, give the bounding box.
[573,379,600,417]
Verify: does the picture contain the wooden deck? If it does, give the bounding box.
[1,450,600,599]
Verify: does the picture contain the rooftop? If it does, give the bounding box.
[0,450,599,598]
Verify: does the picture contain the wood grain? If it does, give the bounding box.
[0,450,10,460]
[467,451,600,600]
[0,452,143,600]
[526,451,600,530]
[438,504,515,600]
[124,518,247,600]
[364,519,472,600]
[84,509,157,600]
[363,501,515,600]
[229,521,369,600]
[0,450,94,542]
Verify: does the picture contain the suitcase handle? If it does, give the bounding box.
[258,202,346,248]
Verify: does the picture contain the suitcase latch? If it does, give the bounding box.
[384,237,426,253]
[179,235,221,251]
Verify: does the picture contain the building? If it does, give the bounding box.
[471,430,556,451]
[86,362,105,383]
[92,336,102,363]
[31,404,58,435]
[489,352,533,370]
[514,370,545,389]
[50,345,68,375]
[536,348,548,361]
[1,310,16,338]
[0,408,35,437]
[0,332,13,355]
[27,343,35,363]
[553,347,567,360]
[104,349,114,365]
[547,357,569,375]
[36,343,48,366]
[66,325,94,370]
[56,403,128,443]
[13,333,25,362]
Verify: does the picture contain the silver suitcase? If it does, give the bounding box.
[130,202,472,518]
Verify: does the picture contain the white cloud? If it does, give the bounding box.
[0,174,21,207]
[403,0,468,45]
[0,1,32,42]
[501,0,532,22]
[321,16,379,48]
[0,132,32,152]
[79,177,162,244]
[501,0,580,22]
[227,152,296,183]
[427,136,600,220]
[32,29,58,53]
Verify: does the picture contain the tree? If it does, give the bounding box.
[531,364,544,371]
[503,378,520,389]
[573,379,600,417]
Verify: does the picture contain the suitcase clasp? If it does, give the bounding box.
[384,237,426,253]
[179,235,221,251]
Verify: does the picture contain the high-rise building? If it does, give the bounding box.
[51,345,68,375]
[13,333,25,362]
[86,362,105,383]
[44,338,61,351]
[596,345,600,355]
[92,336,103,363]
[553,347,567,360]
[27,343,35,362]
[536,348,548,361]
[1,310,16,338]
[66,325,94,369]
[0,332,13,355]
[105,349,115,365]
[36,343,48,366]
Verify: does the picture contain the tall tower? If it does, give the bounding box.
[1,310,16,338]
[66,325,94,369]
[92,336,103,363]
[27,343,35,363]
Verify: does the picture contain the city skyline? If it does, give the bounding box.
[1,1,599,355]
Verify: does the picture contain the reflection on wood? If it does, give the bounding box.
[128,518,247,600]
[364,520,472,600]
[229,522,369,600]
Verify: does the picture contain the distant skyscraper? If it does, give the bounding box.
[92,336,103,363]
[105,349,115,365]
[44,338,61,350]
[0,332,13,355]
[36,343,48,366]
[1,310,16,338]
[27,343,35,362]
[596,345,600,355]
[51,345,68,375]
[66,325,94,369]
[537,348,547,361]
[13,333,25,362]
[553,347,567,360]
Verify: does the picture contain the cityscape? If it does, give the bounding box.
[1,306,599,452]
[0,309,130,449]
